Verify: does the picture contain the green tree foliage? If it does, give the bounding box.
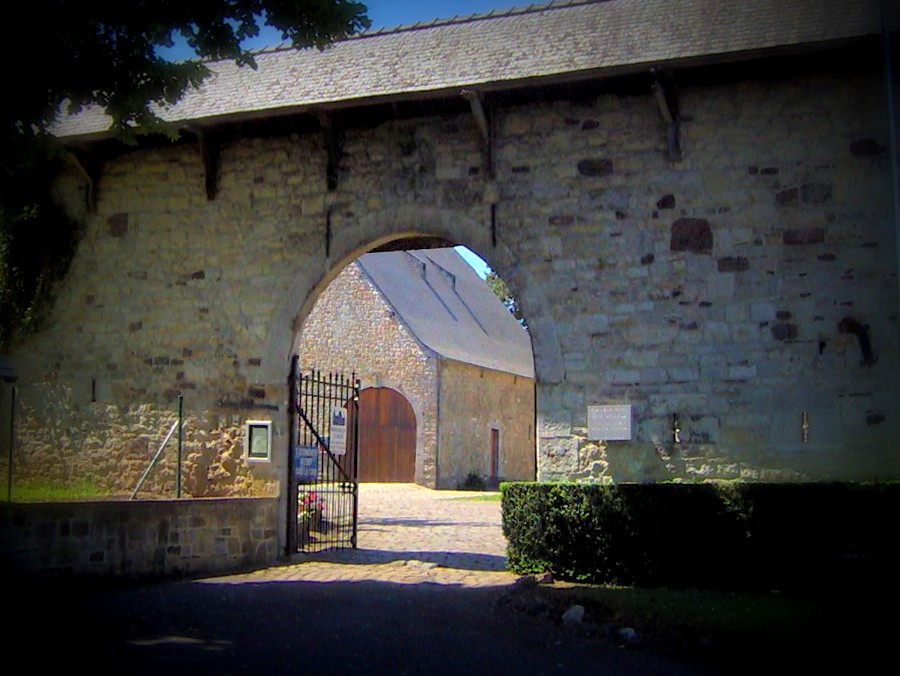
[0,134,82,348]
[5,0,370,138]
[1,1,370,349]
[486,270,525,326]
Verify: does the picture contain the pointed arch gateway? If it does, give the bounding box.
[290,226,544,493]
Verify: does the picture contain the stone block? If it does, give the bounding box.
[607,369,640,385]
[726,364,757,381]
[850,138,884,157]
[783,228,825,245]
[670,218,713,253]
[539,413,573,438]
[717,256,749,272]
[656,194,676,209]
[639,368,668,384]
[800,183,832,204]
[770,323,798,341]
[576,158,614,177]
[667,366,699,383]
[775,188,798,205]
[623,349,659,368]
[107,213,129,237]
[684,415,720,444]
[750,303,774,322]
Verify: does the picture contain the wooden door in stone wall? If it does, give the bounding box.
[357,387,416,482]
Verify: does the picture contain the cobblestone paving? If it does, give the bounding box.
[204,484,522,587]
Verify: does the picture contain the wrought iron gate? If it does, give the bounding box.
[288,356,360,553]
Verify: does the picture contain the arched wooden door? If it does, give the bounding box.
[357,387,416,482]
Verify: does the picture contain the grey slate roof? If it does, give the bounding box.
[356,249,535,379]
[52,0,897,139]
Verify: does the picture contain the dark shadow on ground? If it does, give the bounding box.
[359,517,500,528]
[298,547,508,570]
[6,574,724,676]
[10,571,892,675]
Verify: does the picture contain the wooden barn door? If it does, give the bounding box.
[357,387,416,482]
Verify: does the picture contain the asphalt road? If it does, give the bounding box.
[9,486,872,674]
[11,575,722,676]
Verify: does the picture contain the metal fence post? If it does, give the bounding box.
[177,394,183,498]
[6,386,14,502]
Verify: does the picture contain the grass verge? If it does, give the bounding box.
[500,576,898,670]
[8,480,112,502]
[451,492,502,502]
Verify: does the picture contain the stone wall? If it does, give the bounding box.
[296,262,440,485]
[438,360,536,488]
[0,498,279,578]
[6,51,900,531]
[297,261,536,488]
[526,66,900,483]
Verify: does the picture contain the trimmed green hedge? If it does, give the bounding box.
[501,482,899,589]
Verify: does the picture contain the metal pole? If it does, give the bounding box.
[881,0,900,316]
[177,395,183,498]
[130,420,178,500]
[352,377,360,549]
[287,356,299,554]
[6,387,14,502]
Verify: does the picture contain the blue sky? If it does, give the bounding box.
[364,1,519,30]
[250,1,519,47]
[160,2,520,56]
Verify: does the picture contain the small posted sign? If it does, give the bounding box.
[588,404,633,441]
[330,406,348,456]
[294,444,319,482]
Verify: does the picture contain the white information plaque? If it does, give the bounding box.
[330,407,348,456]
[588,405,632,441]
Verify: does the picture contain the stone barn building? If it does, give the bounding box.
[2,0,899,549]
[296,247,535,488]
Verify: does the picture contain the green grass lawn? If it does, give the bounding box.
[7,479,113,501]
[451,492,502,501]
[506,577,898,668]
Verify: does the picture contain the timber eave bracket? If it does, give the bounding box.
[650,72,684,163]
[65,148,101,214]
[318,112,345,193]
[186,125,222,201]
[461,88,496,180]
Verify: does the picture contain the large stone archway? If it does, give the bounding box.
[292,234,537,489]
[5,36,899,561]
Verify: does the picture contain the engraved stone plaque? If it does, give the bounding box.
[588,405,632,441]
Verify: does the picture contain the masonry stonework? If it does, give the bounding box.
[6,61,900,527]
[296,263,439,485]
[438,360,535,488]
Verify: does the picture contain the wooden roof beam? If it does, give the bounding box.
[651,74,683,162]
[461,89,495,179]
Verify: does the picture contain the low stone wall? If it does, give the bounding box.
[0,497,280,579]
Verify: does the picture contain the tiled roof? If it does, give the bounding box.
[53,0,894,139]
[357,249,535,379]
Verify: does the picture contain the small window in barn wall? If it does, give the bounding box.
[246,420,272,461]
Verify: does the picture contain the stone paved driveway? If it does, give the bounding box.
[208,483,519,587]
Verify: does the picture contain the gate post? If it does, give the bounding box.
[351,377,360,548]
[286,355,299,554]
